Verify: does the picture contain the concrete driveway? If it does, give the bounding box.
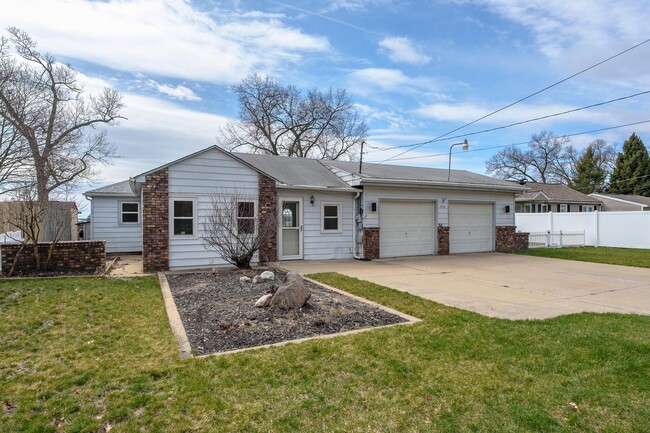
[281,253,650,320]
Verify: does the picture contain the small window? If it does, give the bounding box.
[237,201,255,234]
[523,203,533,213]
[173,200,194,236]
[581,205,595,212]
[539,204,549,212]
[559,204,568,212]
[321,203,341,233]
[121,202,139,224]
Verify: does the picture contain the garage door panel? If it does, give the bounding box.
[380,201,435,258]
[449,203,493,254]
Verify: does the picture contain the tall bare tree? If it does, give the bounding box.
[0,116,25,194]
[0,27,124,202]
[219,74,367,160]
[202,192,277,269]
[486,131,573,183]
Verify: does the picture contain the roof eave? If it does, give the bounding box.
[360,178,528,192]
[276,184,359,192]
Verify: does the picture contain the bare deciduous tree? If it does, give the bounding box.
[202,192,277,269]
[0,116,25,194]
[486,131,572,183]
[0,28,125,202]
[218,74,368,161]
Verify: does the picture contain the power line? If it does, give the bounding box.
[366,119,650,163]
[372,90,650,152]
[366,37,650,167]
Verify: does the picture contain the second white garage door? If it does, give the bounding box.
[449,203,493,254]
[380,201,435,258]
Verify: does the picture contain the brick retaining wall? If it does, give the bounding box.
[363,227,380,259]
[0,240,106,276]
[437,226,450,255]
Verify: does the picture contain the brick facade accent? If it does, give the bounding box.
[142,168,169,272]
[437,226,450,255]
[0,240,105,276]
[363,227,380,259]
[495,226,529,252]
[258,174,278,263]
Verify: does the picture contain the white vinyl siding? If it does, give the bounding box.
[380,201,435,258]
[278,190,355,260]
[363,186,514,229]
[168,149,260,270]
[449,203,494,253]
[90,196,142,253]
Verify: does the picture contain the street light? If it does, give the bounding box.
[447,139,469,181]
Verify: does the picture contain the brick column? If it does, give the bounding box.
[437,226,450,255]
[142,168,169,272]
[495,226,529,252]
[258,174,278,263]
[363,227,380,259]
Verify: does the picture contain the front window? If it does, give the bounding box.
[173,200,194,236]
[523,203,533,213]
[321,203,341,233]
[237,201,255,234]
[581,205,595,212]
[121,202,139,224]
[559,204,568,212]
[539,204,549,212]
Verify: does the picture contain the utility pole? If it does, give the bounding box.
[359,140,365,174]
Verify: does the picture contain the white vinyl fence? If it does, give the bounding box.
[515,211,650,249]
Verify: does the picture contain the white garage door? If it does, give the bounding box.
[449,203,493,254]
[380,201,434,258]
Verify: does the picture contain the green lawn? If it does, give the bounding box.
[516,246,650,268]
[1,275,648,433]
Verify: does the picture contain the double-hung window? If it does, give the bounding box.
[120,202,139,224]
[172,200,195,236]
[321,203,342,233]
[237,201,255,234]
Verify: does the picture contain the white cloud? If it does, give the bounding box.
[147,80,201,101]
[379,36,431,65]
[0,0,330,83]
[348,68,446,98]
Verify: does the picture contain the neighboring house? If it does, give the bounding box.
[589,193,650,211]
[515,182,602,213]
[84,145,528,272]
[0,201,78,242]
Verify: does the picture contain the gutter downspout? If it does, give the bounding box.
[352,191,369,261]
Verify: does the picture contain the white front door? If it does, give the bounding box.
[380,200,435,258]
[280,199,303,260]
[449,202,493,254]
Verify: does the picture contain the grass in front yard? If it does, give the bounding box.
[1,274,649,432]
[516,246,650,268]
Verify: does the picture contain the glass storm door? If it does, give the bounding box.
[281,199,302,259]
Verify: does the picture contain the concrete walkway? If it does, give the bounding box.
[281,253,650,320]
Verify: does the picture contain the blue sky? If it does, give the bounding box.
[2,0,650,204]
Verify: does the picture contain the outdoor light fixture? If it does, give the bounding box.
[447,139,469,181]
[310,195,315,206]
[505,205,511,214]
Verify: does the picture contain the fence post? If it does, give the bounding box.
[549,211,554,234]
[559,230,563,248]
[546,230,550,247]
[594,211,599,247]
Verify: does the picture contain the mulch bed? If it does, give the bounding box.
[166,270,408,355]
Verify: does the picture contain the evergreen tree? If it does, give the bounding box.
[571,145,606,193]
[608,133,650,196]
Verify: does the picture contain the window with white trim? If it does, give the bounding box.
[581,205,595,212]
[321,203,342,233]
[237,201,255,234]
[172,200,195,236]
[523,203,533,213]
[539,203,549,212]
[559,204,568,212]
[120,202,139,224]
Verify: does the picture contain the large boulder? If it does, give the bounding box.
[271,273,311,309]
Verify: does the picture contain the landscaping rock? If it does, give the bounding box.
[255,293,273,308]
[260,270,275,281]
[239,276,251,283]
[271,275,311,309]
[252,275,264,284]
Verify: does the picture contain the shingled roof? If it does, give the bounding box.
[515,182,601,204]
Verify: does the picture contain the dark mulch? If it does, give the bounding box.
[166,270,408,355]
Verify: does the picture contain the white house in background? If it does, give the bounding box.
[84,145,528,272]
[589,193,650,212]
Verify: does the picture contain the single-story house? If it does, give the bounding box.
[589,193,650,211]
[515,182,602,213]
[84,146,528,272]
